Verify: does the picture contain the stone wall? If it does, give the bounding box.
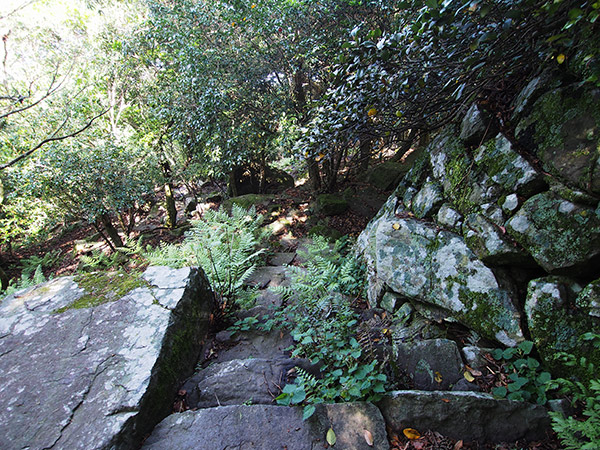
[357,74,600,378]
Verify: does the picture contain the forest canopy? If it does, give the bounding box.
[0,0,597,252]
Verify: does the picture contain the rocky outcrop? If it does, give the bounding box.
[0,266,215,450]
[357,77,600,382]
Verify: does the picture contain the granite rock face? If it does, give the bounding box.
[143,403,389,450]
[0,266,215,450]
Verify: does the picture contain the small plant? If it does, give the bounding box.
[145,205,268,306]
[1,264,47,299]
[547,333,600,450]
[490,340,551,404]
[267,236,387,418]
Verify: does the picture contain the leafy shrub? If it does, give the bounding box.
[491,340,552,404]
[548,333,600,449]
[146,205,268,305]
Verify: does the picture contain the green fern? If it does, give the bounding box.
[145,205,268,305]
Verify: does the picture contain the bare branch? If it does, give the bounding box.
[0,108,109,170]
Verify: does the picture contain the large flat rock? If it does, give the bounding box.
[143,403,389,449]
[378,390,550,443]
[0,266,215,450]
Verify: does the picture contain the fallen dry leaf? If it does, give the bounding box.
[326,428,336,446]
[454,439,464,450]
[363,429,374,446]
[403,428,421,440]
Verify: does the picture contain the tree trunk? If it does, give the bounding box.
[307,157,322,191]
[99,214,124,249]
[358,136,372,173]
[161,161,177,228]
[0,265,8,291]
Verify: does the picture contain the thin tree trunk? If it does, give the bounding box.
[93,221,116,252]
[161,161,177,228]
[358,136,372,172]
[99,214,124,248]
[0,265,8,291]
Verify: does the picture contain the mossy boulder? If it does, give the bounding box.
[462,213,533,266]
[516,85,600,194]
[222,194,275,211]
[525,276,600,381]
[506,191,600,274]
[315,193,348,216]
[576,278,600,318]
[411,180,444,219]
[357,207,524,346]
[307,223,343,241]
[366,161,407,191]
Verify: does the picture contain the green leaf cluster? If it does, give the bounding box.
[548,333,600,449]
[491,340,552,404]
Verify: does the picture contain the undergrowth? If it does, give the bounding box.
[145,205,268,307]
[234,236,387,419]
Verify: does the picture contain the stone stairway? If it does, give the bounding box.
[142,250,390,449]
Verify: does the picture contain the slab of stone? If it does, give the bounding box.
[143,403,389,450]
[243,266,289,289]
[378,390,551,443]
[394,339,464,390]
[0,266,214,450]
[212,329,294,363]
[358,211,523,346]
[183,357,319,408]
[268,251,296,266]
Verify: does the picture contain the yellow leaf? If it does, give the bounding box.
[557,53,566,64]
[392,223,400,230]
[251,3,256,7]
[403,428,421,440]
[464,371,475,382]
[363,429,374,446]
[326,428,336,446]
[315,152,325,162]
[367,107,377,117]
[434,371,443,383]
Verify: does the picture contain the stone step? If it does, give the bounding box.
[268,251,296,266]
[211,329,294,363]
[180,357,320,409]
[244,266,290,289]
[142,403,389,450]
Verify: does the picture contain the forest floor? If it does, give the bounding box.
[1,180,564,450]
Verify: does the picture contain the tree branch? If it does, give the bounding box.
[0,108,109,170]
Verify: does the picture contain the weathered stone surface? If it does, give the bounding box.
[268,251,296,266]
[437,203,463,231]
[506,191,600,273]
[143,403,389,450]
[525,277,600,381]
[577,278,600,318]
[378,390,551,443]
[184,357,318,408]
[516,85,600,194]
[212,329,294,363]
[460,103,499,147]
[411,180,444,219]
[244,265,289,289]
[475,134,545,196]
[359,211,523,346]
[395,339,464,390]
[366,161,407,191]
[0,266,215,450]
[463,213,532,266]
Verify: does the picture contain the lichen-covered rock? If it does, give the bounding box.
[0,266,215,450]
[474,134,545,196]
[378,390,550,443]
[516,85,600,194]
[506,191,600,273]
[460,103,499,147]
[143,403,389,450]
[463,213,533,266]
[358,210,523,346]
[525,276,600,381]
[366,161,407,191]
[411,180,444,219]
[576,278,600,318]
[437,203,463,231]
[394,339,464,390]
